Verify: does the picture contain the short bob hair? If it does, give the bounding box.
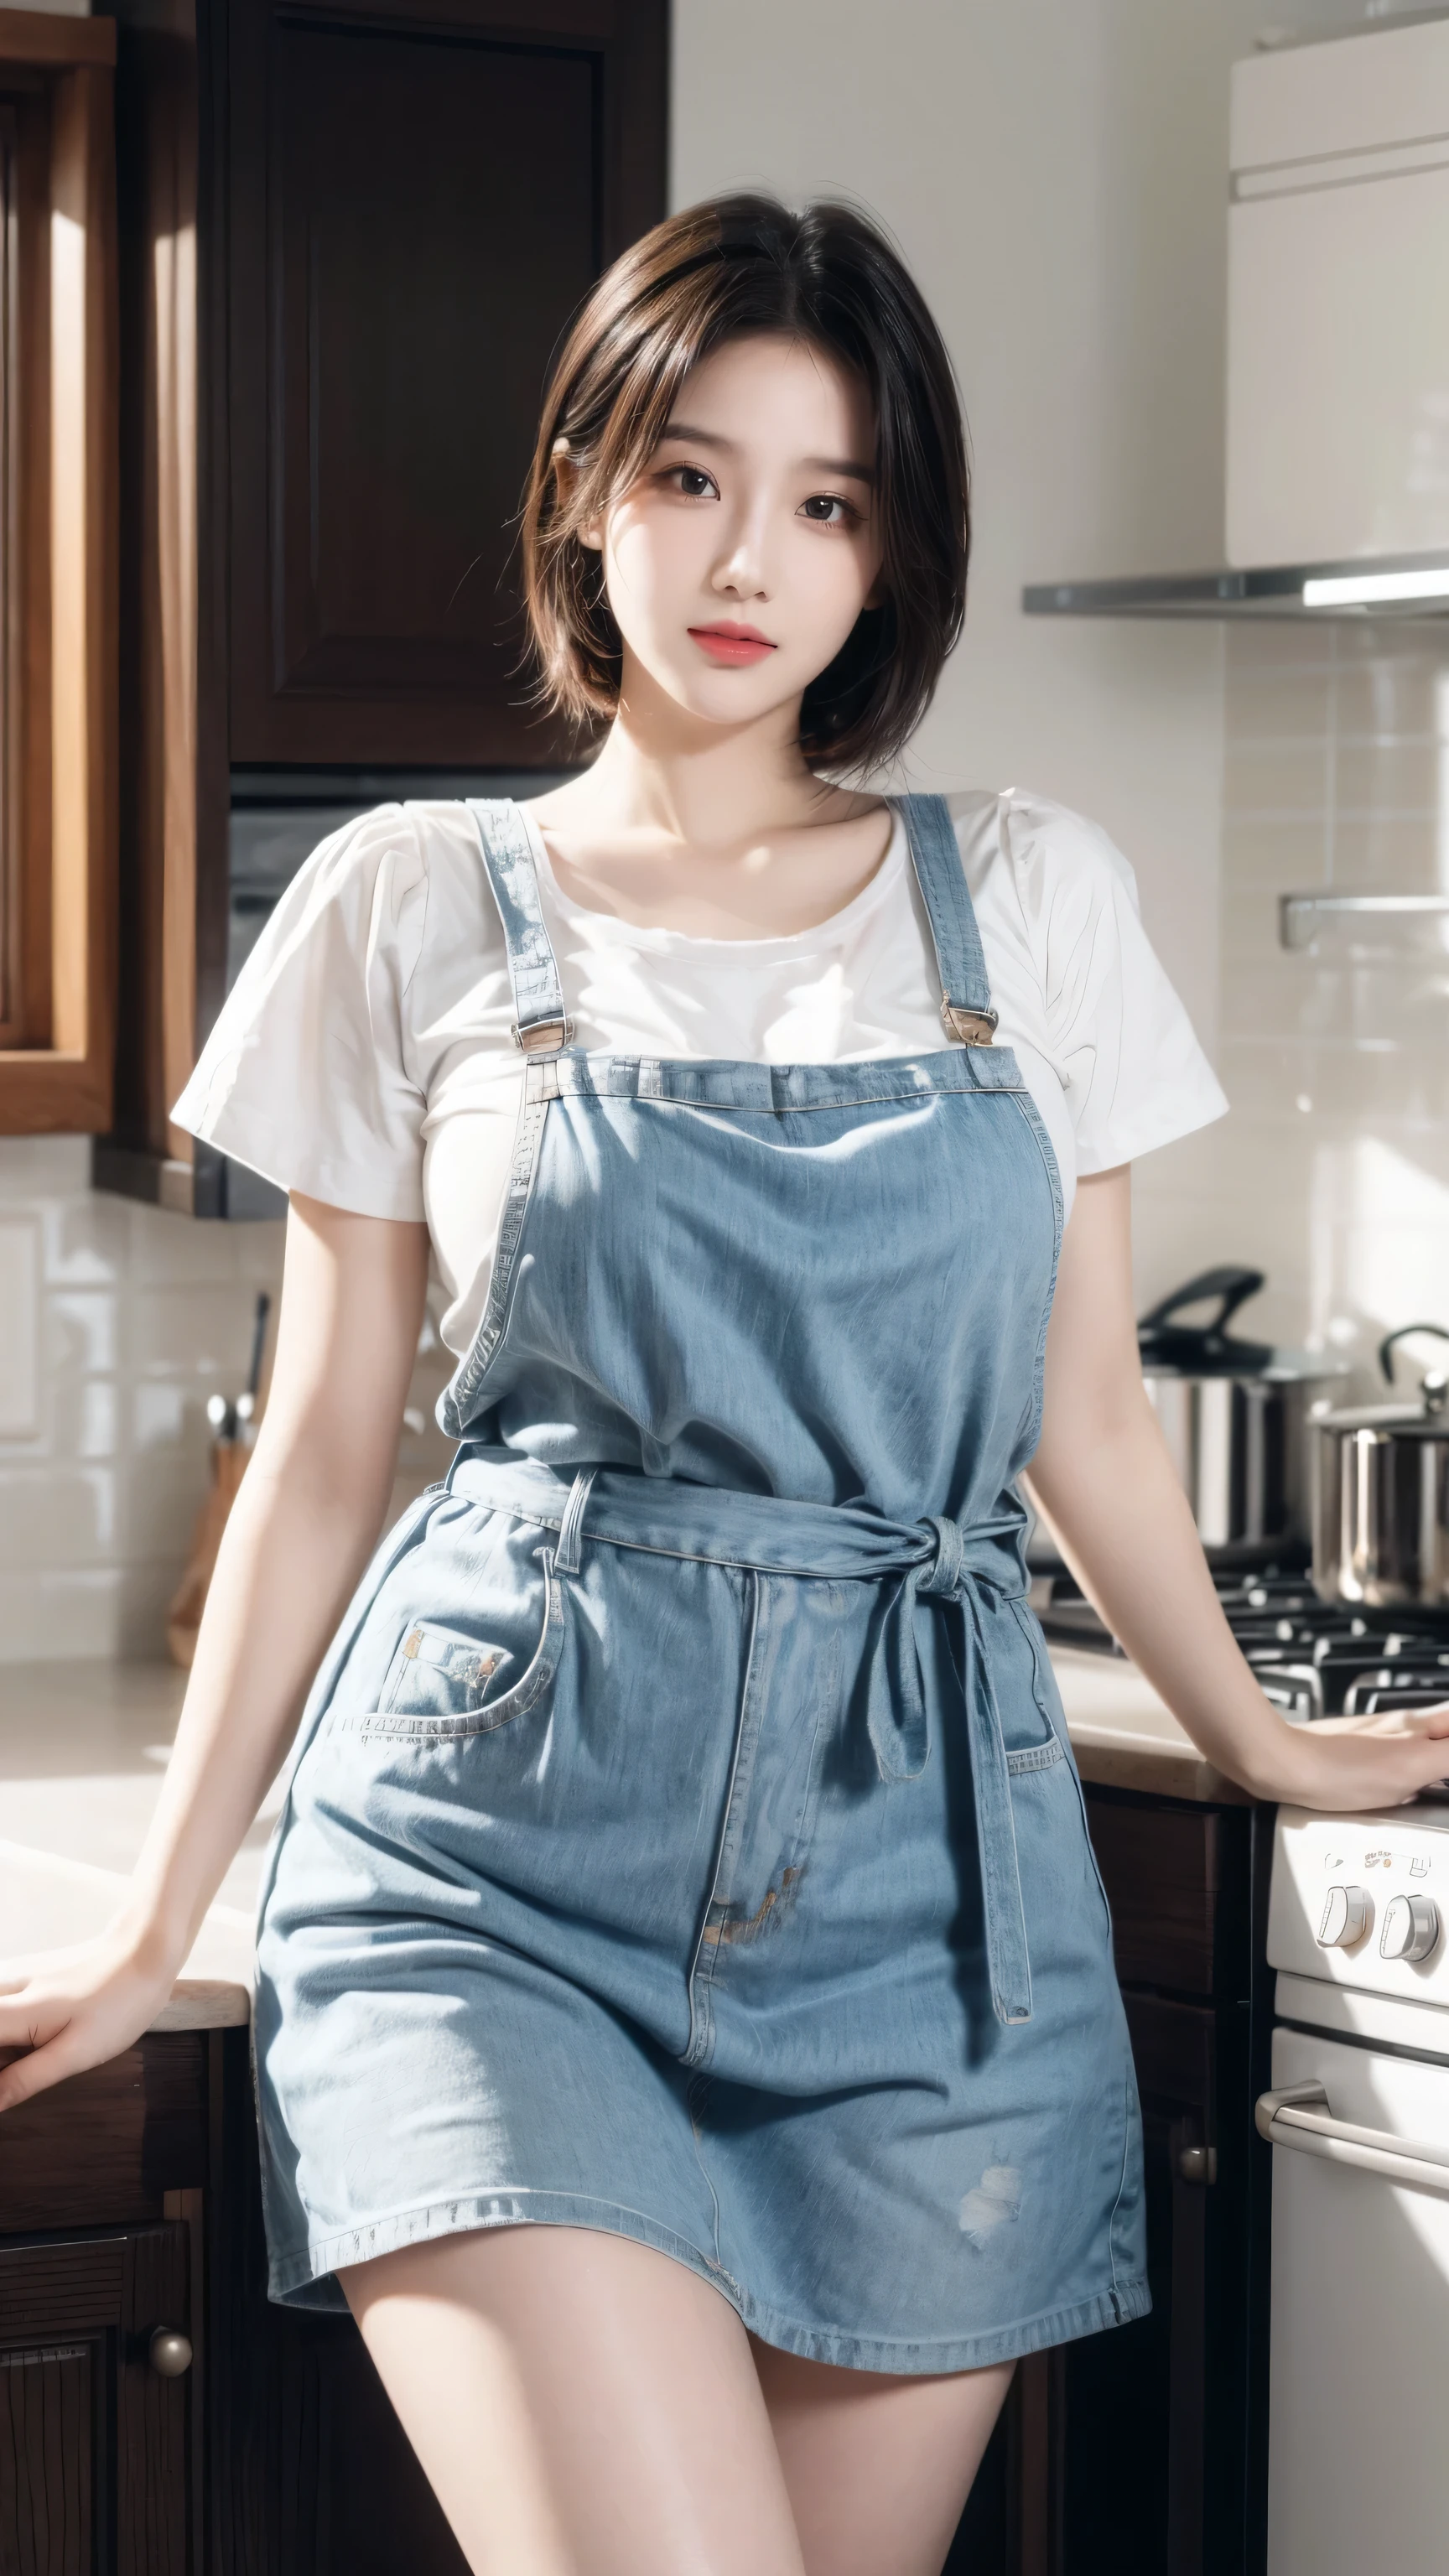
[522,195,969,776]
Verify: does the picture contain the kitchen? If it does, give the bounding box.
[3,0,1449,2568]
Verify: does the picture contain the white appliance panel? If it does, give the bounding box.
[1268,1807,1449,2002]
[1275,1966,1449,2059]
[1266,2024,1449,2572]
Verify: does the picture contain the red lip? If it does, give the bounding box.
[688,622,776,666]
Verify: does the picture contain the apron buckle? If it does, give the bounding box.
[941,1000,998,1047]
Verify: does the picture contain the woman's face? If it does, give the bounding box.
[586,334,884,735]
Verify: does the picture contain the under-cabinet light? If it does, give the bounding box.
[1302,567,1449,609]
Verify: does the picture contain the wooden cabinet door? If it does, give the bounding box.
[224,0,667,768]
[0,2224,193,2575]
[1059,1995,1216,2576]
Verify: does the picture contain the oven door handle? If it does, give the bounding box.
[1255,2080,1449,2194]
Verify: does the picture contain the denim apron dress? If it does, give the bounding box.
[252,792,1150,2370]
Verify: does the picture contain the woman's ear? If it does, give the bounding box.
[553,438,604,553]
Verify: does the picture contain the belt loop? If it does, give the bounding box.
[553,1467,596,1577]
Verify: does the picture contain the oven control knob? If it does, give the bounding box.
[1380,1893,1441,1963]
[1317,1884,1372,1947]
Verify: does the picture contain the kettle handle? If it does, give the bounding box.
[1378,1322,1449,1387]
[1138,1266,1265,1337]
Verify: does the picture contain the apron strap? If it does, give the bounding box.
[467,799,572,1055]
[891,793,999,1047]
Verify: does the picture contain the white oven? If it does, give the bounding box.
[1262,1810,1449,2568]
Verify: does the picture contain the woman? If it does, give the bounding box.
[3,196,1446,2576]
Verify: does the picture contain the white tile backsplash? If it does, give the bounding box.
[0,1137,457,1662]
[1135,617,1449,1390]
[0,1218,40,1436]
[0,1140,288,1659]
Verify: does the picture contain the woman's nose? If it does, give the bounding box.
[711,515,770,600]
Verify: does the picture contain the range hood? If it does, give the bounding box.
[1022,554,1449,621]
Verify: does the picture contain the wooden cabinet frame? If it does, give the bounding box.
[0,9,118,1135]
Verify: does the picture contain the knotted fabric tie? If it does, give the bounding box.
[867,1514,1032,2027]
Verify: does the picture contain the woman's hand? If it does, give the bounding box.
[0,1920,184,2114]
[1026,1168,1449,1813]
[1261,1701,1449,1813]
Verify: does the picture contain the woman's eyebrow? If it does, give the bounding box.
[659,422,875,485]
[802,454,875,485]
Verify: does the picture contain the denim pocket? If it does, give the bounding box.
[352,1546,569,1742]
[379,1623,514,1720]
[1005,1595,1113,1931]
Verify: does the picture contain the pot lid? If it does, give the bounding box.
[1312,1400,1449,1437]
[1136,1265,1345,1382]
[1312,1326,1449,1431]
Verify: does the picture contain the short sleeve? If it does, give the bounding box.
[171,806,431,1220]
[1000,790,1227,1173]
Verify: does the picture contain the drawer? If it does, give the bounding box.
[1086,1794,1219,1997]
[0,2034,206,2230]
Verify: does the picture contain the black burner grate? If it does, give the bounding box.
[1033,1566,1449,1718]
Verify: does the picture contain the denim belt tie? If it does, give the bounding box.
[446,1453,1036,2029]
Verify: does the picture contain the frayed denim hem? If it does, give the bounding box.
[268,2186,1152,2371]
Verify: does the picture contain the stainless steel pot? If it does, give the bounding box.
[1311,1324,1449,1609]
[1138,1267,1344,1555]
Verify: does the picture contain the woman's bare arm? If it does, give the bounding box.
[0,1192,429,2113]
[1026,1166,1449,1810]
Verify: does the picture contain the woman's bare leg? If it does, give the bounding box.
[751,2339,1014,2576]
[340,2224,807,2576]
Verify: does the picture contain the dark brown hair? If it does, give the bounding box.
[521,195,969,775]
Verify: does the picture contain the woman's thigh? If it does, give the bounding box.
[339,2223,807,2576]
[750,2338,1014,2576]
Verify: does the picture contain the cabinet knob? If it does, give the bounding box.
[1176,2144,1218,2185]
[148,2327,194,2379]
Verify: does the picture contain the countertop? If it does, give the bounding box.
[0,1648,1241,2037]
[0,1661,272,2034]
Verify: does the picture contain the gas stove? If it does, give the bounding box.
[1032,1564,1449,1723]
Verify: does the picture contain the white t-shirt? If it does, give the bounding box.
[173,789,1227,1361]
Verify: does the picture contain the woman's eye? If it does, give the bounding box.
[800,493,858,527]
[668,465,718,500]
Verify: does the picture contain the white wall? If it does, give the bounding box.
[1166,620,1449,1386]
[672,0,1369,1299]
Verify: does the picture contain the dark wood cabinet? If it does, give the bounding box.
[949,1789,1274,2576]
[0,2035,206,2573]
[226,0,664,769]
[0,2028,467,2576]
[0,2225,193,2576]
[99,0,667,1205]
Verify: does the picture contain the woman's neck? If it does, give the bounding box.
[536,652,863,862]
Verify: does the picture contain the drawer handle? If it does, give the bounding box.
[1255,2080,1449,2195]
[148,2327,194,2379]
